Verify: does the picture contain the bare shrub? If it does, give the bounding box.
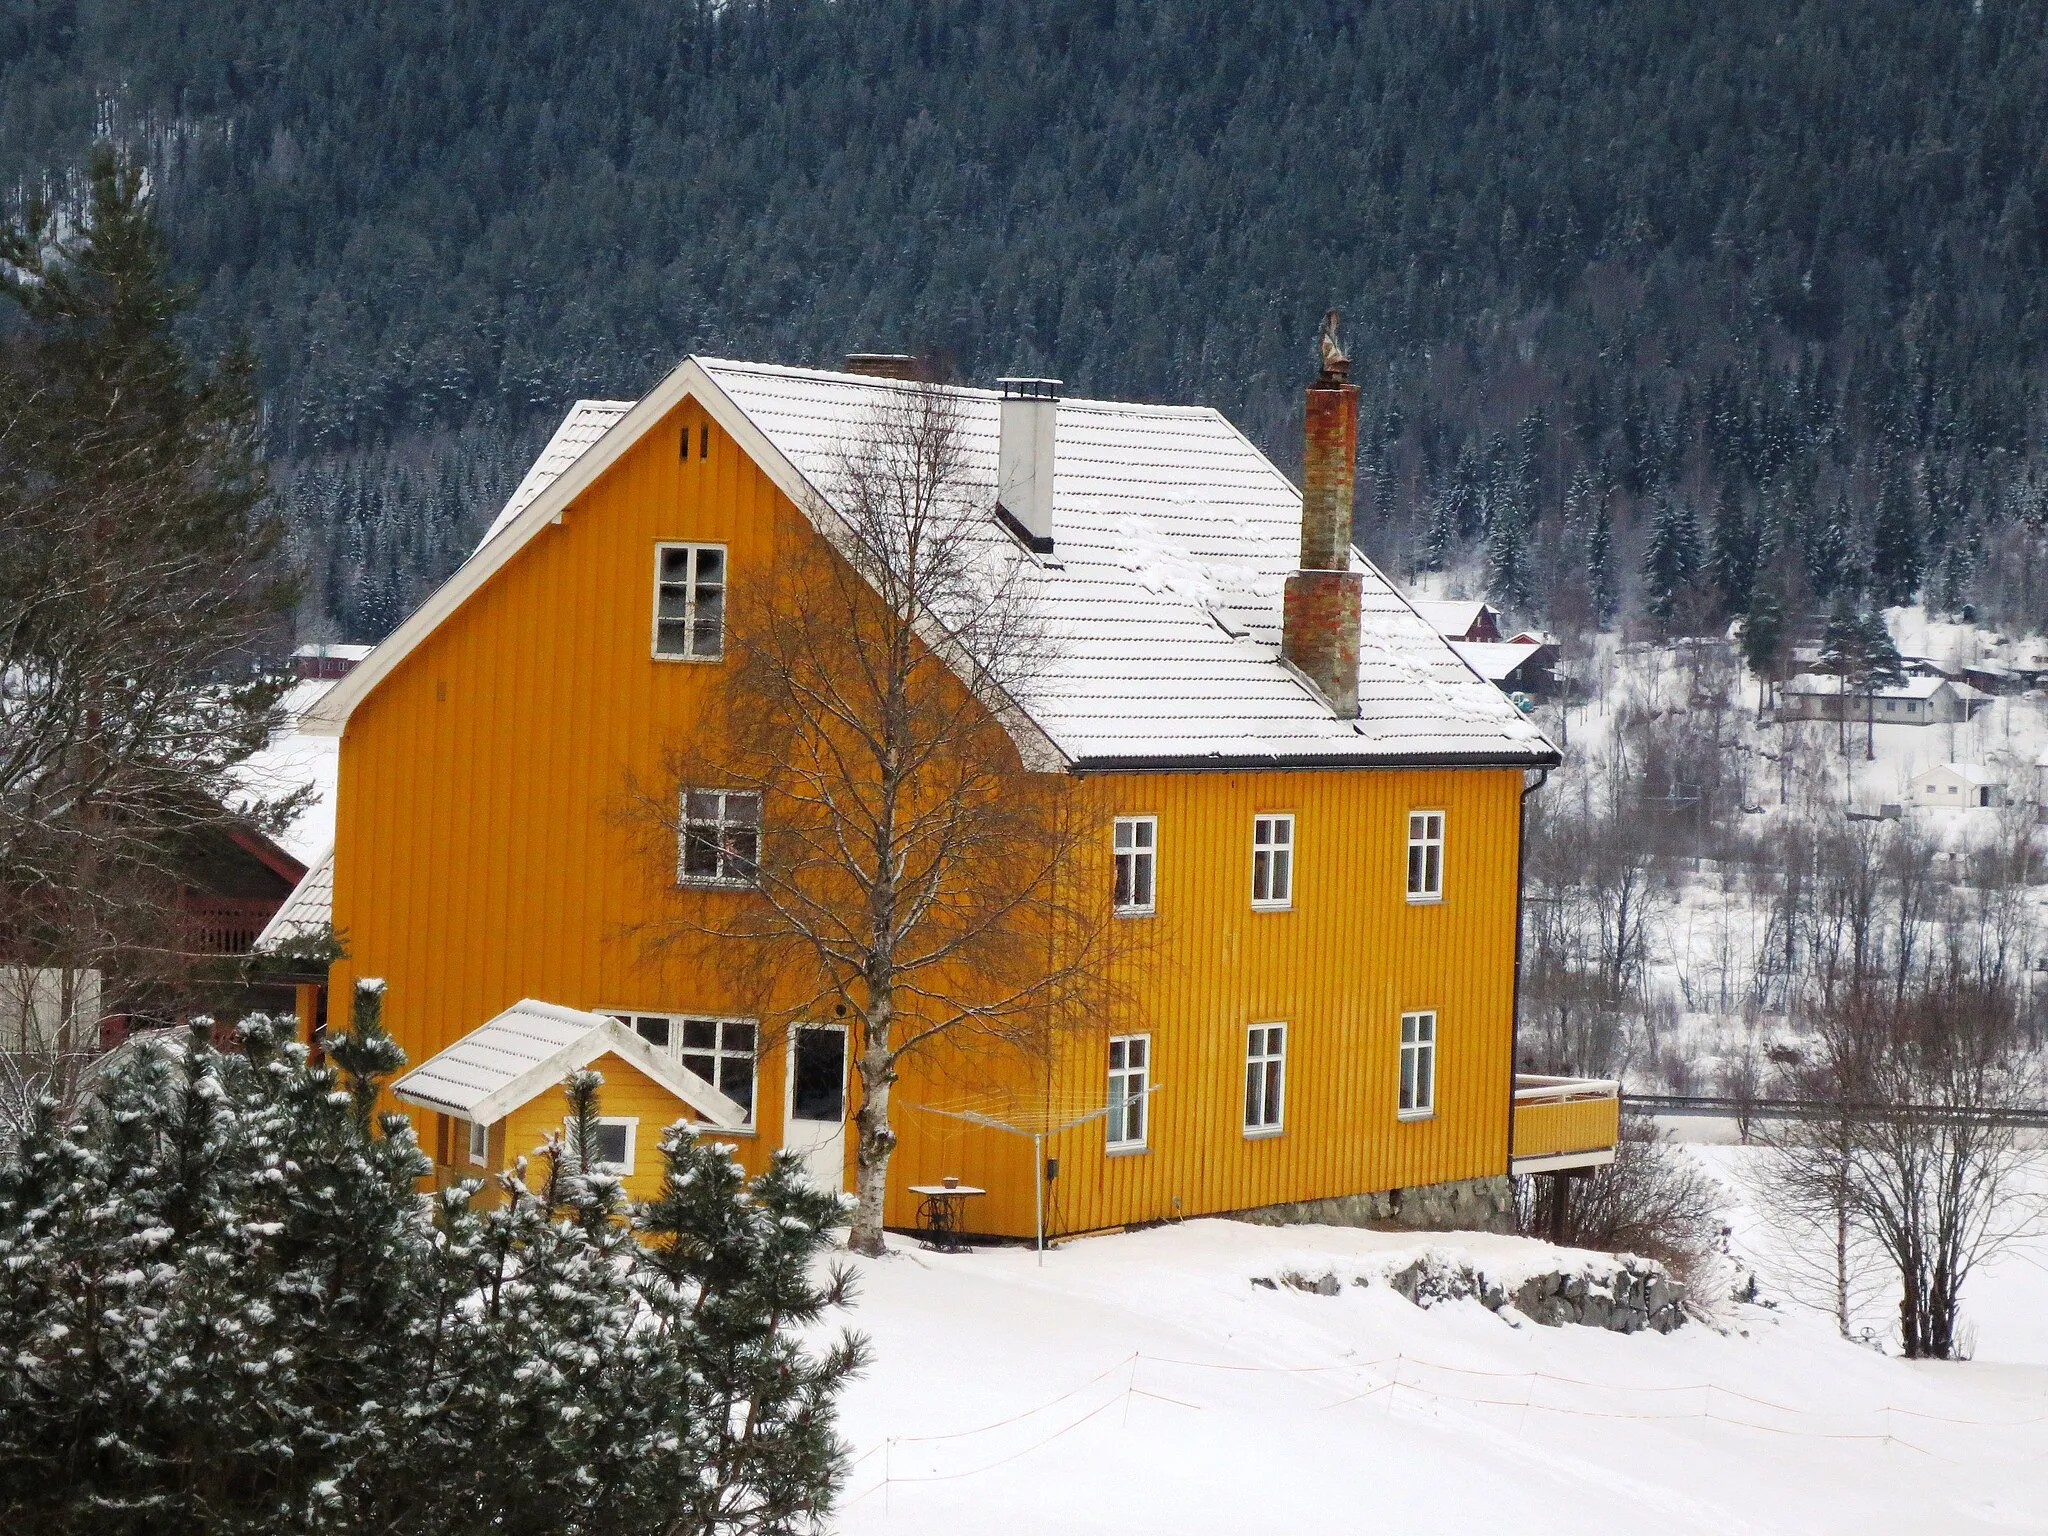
[1519,1116,1724,1289]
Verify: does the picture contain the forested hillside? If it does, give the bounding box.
[5,0,2045,642]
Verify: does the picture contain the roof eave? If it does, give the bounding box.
[1068,746,1562,774]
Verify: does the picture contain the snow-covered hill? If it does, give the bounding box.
[830,1216,2048,1535]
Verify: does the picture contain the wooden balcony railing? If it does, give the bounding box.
[1510,1075,1621,1174]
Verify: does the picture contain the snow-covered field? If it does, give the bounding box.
[832,1210,2048,1535]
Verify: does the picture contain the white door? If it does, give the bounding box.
[784,1024,849,1193]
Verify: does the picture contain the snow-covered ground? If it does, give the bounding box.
[832,1213,2048,1535]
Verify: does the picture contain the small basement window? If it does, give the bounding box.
[1113,816,1157,915]
[1252,814,1294,909]
[679,790,760,885]
[653,543,726,659]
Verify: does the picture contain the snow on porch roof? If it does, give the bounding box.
[253,845,333,953]
[391,998,748,1129]
[309,356,1554,770]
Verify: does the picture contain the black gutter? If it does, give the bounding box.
[1070,747,1562,774]
[1507,765,1551,1181]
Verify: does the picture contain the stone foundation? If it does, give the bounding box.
[1227,1174,1517,1236]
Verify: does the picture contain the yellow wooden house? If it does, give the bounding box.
[290,344,1618,1237]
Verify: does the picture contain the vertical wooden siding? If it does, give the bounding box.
[330,399,1529,1239]
[331,404,806,1179]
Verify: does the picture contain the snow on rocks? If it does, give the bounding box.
[1251,1242,1688,1333]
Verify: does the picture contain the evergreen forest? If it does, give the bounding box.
[5,0,2045,643]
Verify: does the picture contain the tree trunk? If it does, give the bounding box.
[847,1015,898,1257]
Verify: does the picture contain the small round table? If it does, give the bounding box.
[907,1184,986,1251]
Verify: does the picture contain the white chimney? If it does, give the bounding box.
[996,377,1059,553]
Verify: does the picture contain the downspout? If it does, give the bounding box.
[1506,764,1551,1198]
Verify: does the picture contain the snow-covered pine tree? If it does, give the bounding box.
[1806,498,1855,601]
[1709,480,1757,618]
[1871,466,1923,606]
[0,979,862,1536]
[1640,493,1704,630]
[1588,493,1618,627]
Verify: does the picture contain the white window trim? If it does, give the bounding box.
[1113,815,1158,917]
[651,541,727,662]
[677,788,761,888]
[1399,1010,1437,1121]
[1407,809,1445,904]
[567,1115,640,1176]
[1243,1022,1286,1138]
[603,1009,760,1133]
[1251,813,1295,911]
[467,1117,490,1167]
[1106,1033,1151,1153]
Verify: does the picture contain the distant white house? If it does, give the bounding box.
[1449,639,1557,697]
[1909,762,2004,808]
[1777,673,1989,725]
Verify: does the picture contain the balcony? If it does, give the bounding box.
[1510,1075,1621,1175]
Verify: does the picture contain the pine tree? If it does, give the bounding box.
[1588,494,1618,627]
[1871,467,1923,607]
[1804,499,1855,602]
[1709,480,1757,618]
[1739,571,1788,718]
[0,980,864,1535]
[1640,494,1704,630]
[0,145,299,1015]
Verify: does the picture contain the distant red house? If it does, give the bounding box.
[1410,599,1503,643]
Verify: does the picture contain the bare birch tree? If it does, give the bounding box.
[1762,976,2044,1357]
[645,382,1114,1256]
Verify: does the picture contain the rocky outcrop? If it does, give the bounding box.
[1253,1249,1687,1334]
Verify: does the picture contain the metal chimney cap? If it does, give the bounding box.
[997,377,1062,400]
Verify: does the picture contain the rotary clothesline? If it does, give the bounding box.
[905,1083,1161,1263]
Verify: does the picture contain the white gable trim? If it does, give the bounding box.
[392,1009,749,1129]
[299,358,1067,769]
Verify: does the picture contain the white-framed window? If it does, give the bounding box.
[1113,816,1157,915]
[679,790,760,885]
[1399,1011,1436,1118]
[1251,814,1294,909]
[653,542,726,659]
[1244,1023,1286,1135]
[614,1011,758,1124]
[467,1117,489,1167]
[1407,811,1444,902]
[1106,1034,1150,1151]
[568,1115,639,1175]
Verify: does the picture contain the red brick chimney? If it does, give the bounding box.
[1282,311,1363,717]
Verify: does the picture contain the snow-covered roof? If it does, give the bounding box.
[1447,641,1544,683]
[308,357,1554,770]
[254,846,333,952]
[1912,762,2001,786]
[1410,599,1496,639]
[293,642,374,662]
[231,679,341,863]
[479,399,636,546]
[390,998,748,1128]
[1783,673,1979,702]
